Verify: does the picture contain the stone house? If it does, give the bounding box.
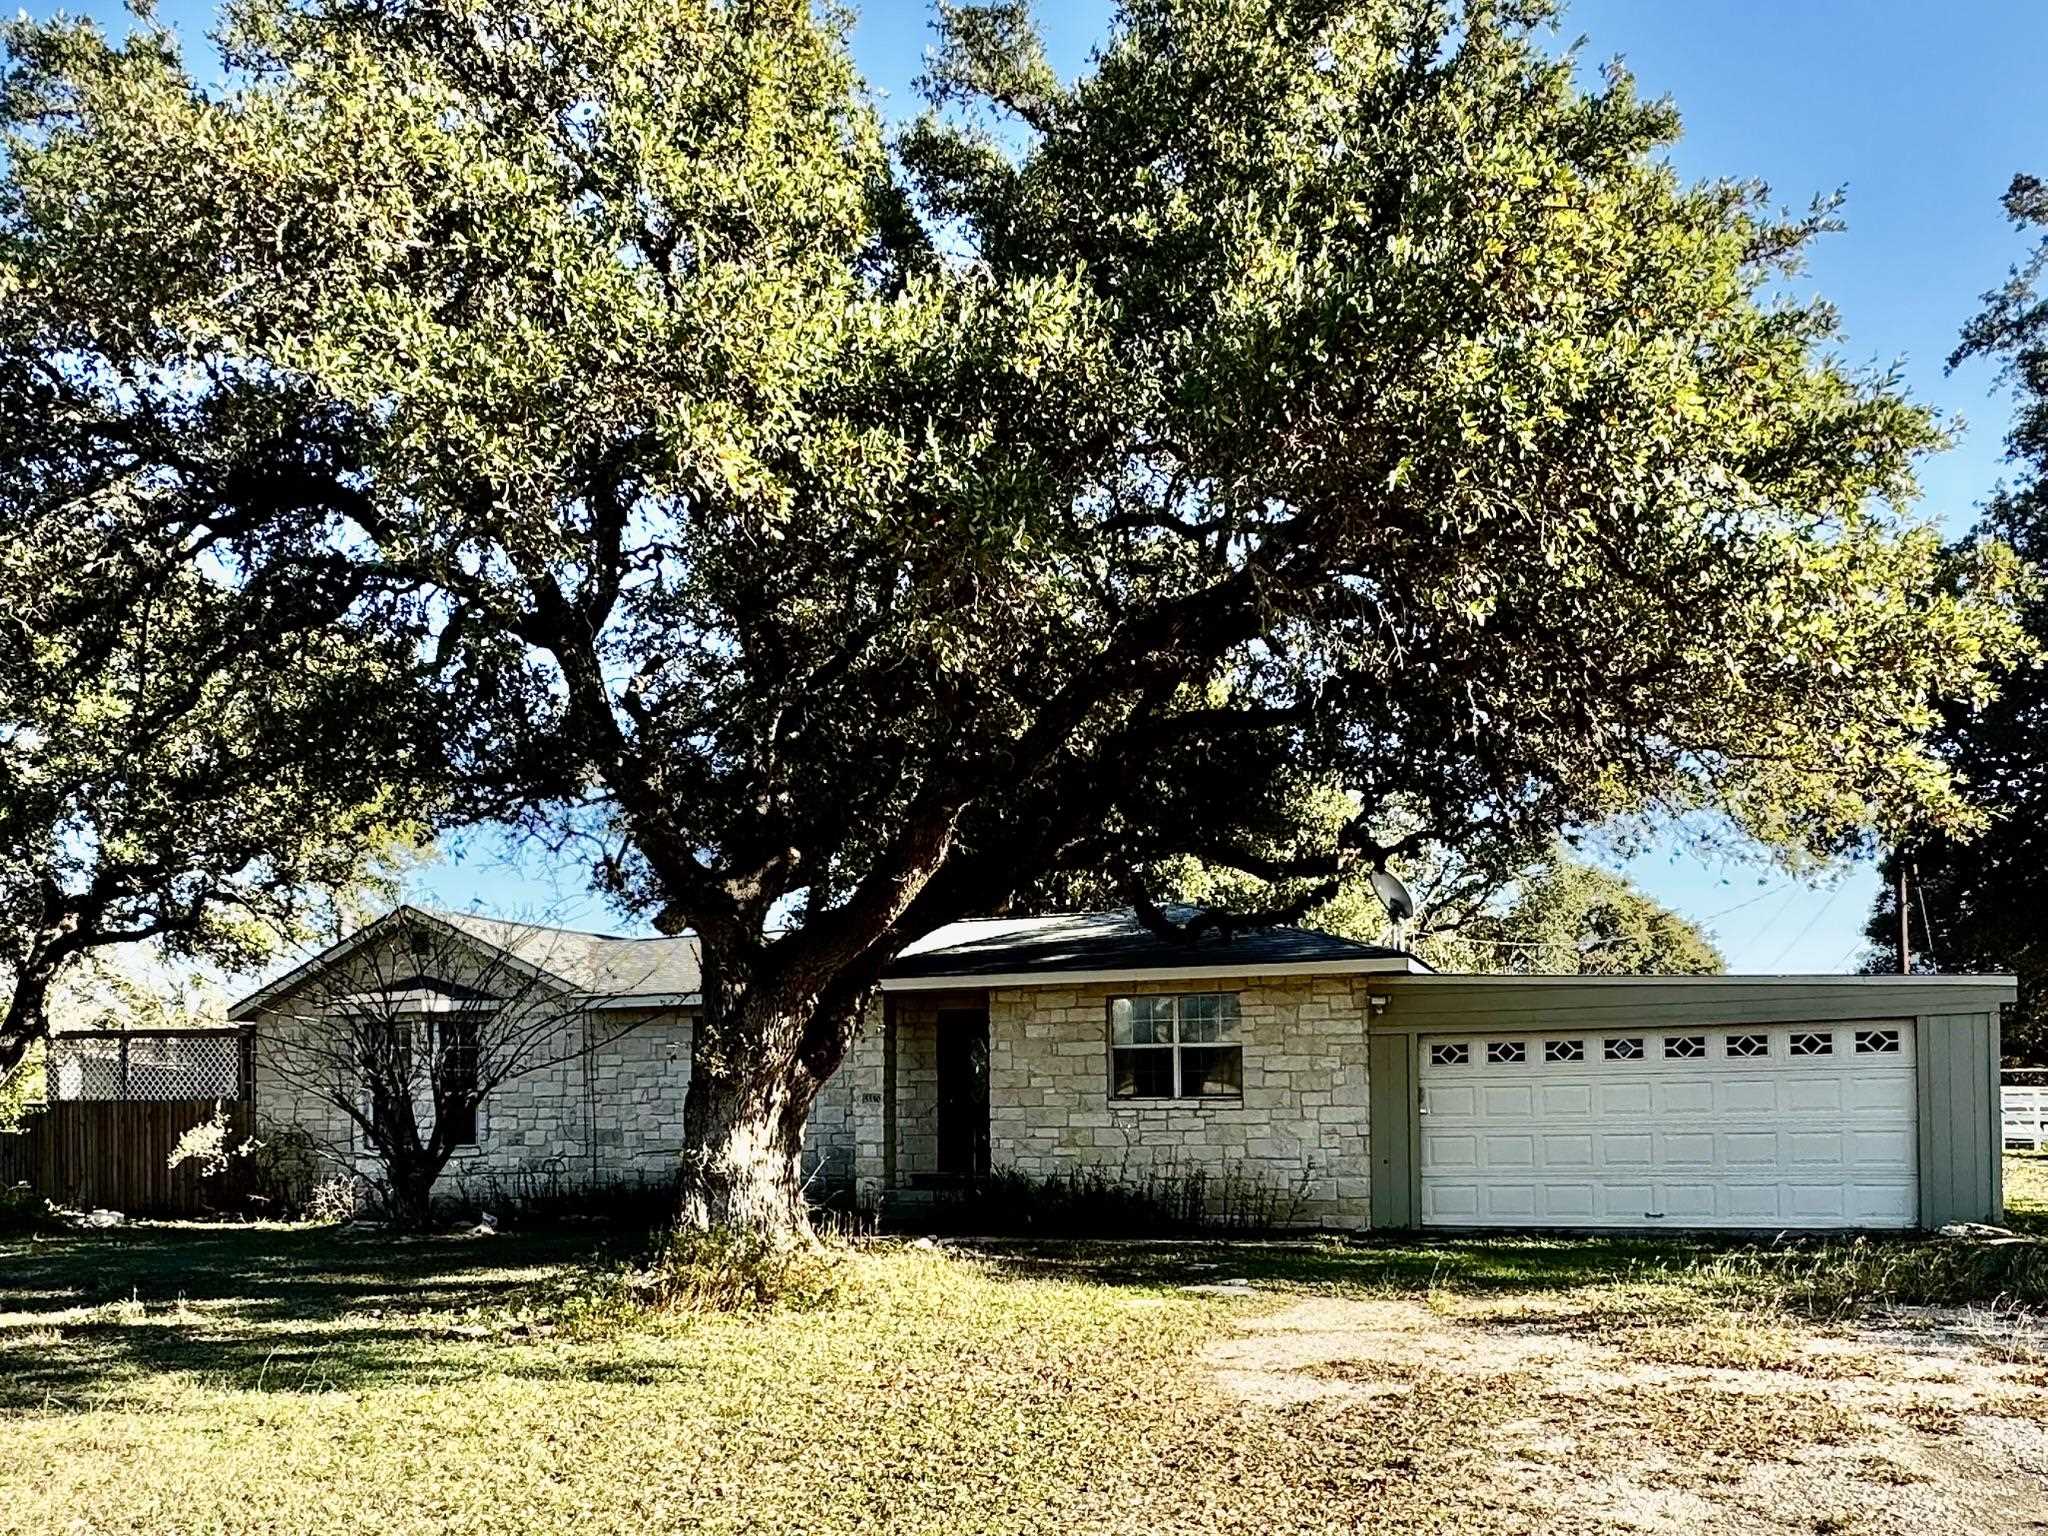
[231,905,2015,1231]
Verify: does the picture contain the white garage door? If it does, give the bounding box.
[1419,1022,1918,1229]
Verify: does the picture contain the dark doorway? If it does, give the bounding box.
[935,1007,991,1179]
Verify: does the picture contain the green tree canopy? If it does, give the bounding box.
[1414,853,1722,976]
[1864,173,2048,1062]
[0,0,2029,1229]
[0,478,445,1077]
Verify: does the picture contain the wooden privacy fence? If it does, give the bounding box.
[6,1099,259,1217]
[2,1028,259,1217]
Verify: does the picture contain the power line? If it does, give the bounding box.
[1765,882,1841,971]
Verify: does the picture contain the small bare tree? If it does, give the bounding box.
[251,909,653,1228]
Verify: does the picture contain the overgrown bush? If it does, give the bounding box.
[303,1176,367,1225]
[445,1161,678,1230]
[243,1126,321,1216]
[552,1228,842,1335]
[167,1102,263,1181]
[922,1158,1313,1238]
[0,1181,59,1234]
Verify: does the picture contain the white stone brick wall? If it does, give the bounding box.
[984,974,1372,1227]
[248,925,868,1206]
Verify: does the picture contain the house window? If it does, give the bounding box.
[1545,1039,1584,1063]
[1727,1033,1770,1059]
[365,1018,481,1147]
[438,1018,481,1146]
[1109,993,1242,1100]
[1603,1037,1645,1062]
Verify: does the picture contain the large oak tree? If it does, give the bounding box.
[1,0,2030,1230]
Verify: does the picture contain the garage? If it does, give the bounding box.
[1417,1021,1919,1228]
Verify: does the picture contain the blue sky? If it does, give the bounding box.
[61,0,2048,970]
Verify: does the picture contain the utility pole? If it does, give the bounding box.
[1896,860,1911,976]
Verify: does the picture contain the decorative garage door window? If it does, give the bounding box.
[1486,1041,1527,1064]
[1430,1042,1470,1067]
[1603,1037,1646,1061]
[1727,1033,1771,1058]
[1789,1031,1834,1057]
[1109,992,1243,1100]
[1856,1029,1902,1055]
[1545,1039,1584,1063]
[1663,1035,1707,1060]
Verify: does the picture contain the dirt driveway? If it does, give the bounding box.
[1207,1292,2048,1535]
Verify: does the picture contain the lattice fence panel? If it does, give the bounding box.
[48,1033,243,1101]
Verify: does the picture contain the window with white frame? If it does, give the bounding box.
[1109,993,1243,1100]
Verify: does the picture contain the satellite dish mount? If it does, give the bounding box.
[1369,868,1417,952]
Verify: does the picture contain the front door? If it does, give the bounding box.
[935,1007,991,1179]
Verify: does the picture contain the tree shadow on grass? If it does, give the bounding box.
[952,1232,1739,1297]
[0,1222,645,1411]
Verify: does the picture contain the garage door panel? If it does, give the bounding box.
[1786,1184,1849,1221]
[1785,1131,1845,1166]
[1419,1022,1918,1230]
[1656,1081,1716,1116]
[1544,1184,1597,1219]
[1717,1079,1781,1114]
[1541,1134,1595,1169]
[1484,1134,1536,1168]
[1723,1184,1783,1222]
[1598,1082,1655,1115]
[1429,1084,1480,1117]
[1484,1085,1536,1118]
[1845,1076,1914,1114]
[1724,1131,1779,1164]
[1423,1133,1479,1169]
[1659,1183,1718,1221]
[1540,1083,1594,1116]
[1423,1183,1479,1219]
[1848,1184,1917,1222]
[1661,1132,1717,1166]
[1482,1185,1539,1219]
[1781,1079,1845,1113]
[1601,1133,1654,1165]
[1848,1129,1915,1165]
[1599,1184,1656,1221]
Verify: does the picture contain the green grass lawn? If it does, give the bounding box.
[2009,1147,2048,1232]
[3,1160,2046,1536]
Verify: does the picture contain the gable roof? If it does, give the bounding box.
[229,904,1418,1020]
[882,908,1421,989]
[228,906,702,1021]
[429,912,704,1001]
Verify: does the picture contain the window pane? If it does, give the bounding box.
[1178,994,1239,1044]
[1112,996,1175,1046]
[1179,1046,1243,1098]
[1112,1048,1174,1099]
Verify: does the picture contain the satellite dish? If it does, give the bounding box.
[1369,868,1416,923]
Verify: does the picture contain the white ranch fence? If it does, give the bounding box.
[2006,1082,2048,1151]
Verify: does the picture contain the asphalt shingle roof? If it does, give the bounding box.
[430,912,705,999]
[885,908,1409,980]
[232,905,1410,1019]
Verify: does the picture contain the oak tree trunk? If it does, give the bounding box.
[675,981,853,1240]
